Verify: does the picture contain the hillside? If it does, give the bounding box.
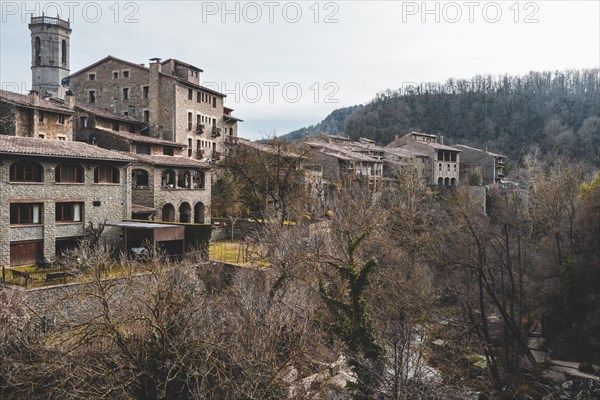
[284,69,600,166]
[277,105,363,142]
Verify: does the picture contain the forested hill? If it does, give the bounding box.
[277,105,363,142]
[284,69,600,165]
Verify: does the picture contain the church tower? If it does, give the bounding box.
[29,15,71,99]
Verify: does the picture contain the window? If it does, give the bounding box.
[39,111,44,122]
[38,134,44,139]
[163,146,174,156]
[447,164,450,171]
[132,169,149,187]
[188,138,193,157]
[55,163,84,183]
[10,161,43,182]
[122,88,129,100]
[123,111,129,116]
[10,203,42,225]
[437,152,443,161]
[136,144,151,154]
[451,153,457,162]
[143,110,150,122]
[58,136,66,141]
[197,91,201,102]
[112,122,119,131]
[122,70,129,78]
[188,112,193,131]
[80,116,88,128]
[34,37,41,66]
[113,71,119,79]
[212,96,216,108]
[142,86,149,99]
[88,90,96,103]
[58,114,65,124]
[56,202,82,222]
[88,73,96,81]
[188,89,193,100]
[94,165,119,183]
[439,163,442,171]
[61,40,67,64]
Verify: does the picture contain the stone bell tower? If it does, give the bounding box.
[29,15,71,99]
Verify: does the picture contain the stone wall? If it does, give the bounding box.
[0,102,17,135]
[0,156,130,267]
[16,262,272,329]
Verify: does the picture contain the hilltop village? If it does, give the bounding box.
[1,15,599,400]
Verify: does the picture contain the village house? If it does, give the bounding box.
[452,144,507,185]
[62,55,243,159]
[300,135,384,189]
[386,132,461,186]
[0,135,134,267]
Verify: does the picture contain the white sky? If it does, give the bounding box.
[1,1,599,140]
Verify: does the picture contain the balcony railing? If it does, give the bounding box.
[212,127,221,137]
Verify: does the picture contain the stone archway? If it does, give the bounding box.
[162,203,175,222]
[194,202,205,223]
[179,202,192,223]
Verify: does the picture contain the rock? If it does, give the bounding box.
[561,380,573,390]
[282,366,298,383]
[578,362,594,374]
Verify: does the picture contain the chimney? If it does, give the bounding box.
[29,90,39,106]
[64,90,74,109]
[439,134,444,145]
[148,58,162,139]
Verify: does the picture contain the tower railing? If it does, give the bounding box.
[30,16,70,29]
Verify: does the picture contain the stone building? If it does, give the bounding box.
[0,89,74,140]
[70,104,212,223]
[29,15,71,100]
[62,56,242,158]
[452,144,506,185]
[387,132,461,186]
[0,135,134,267]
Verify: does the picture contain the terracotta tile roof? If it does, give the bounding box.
[75,104,143,124]
[130,154,210,169]
[90,128,185,148]
[0,135,135,162]
[0,90,73,114]
[63,55,149,81]
[161,58,203,72]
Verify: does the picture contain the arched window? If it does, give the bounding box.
[162,169,175,188]
[162,203,175,222]
[179,202,191,223]
[437,177,444,186]
[178,171,191,189]
[61,40,67,64]
[444,177,450,186]
[55,163,84,183]
[450,178,456,186]
[9,161,43,182]
[94,165,120,183]
[132,169,149,188]
[193,170,205,189]
[34,37,41,66]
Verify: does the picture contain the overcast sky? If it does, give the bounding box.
[1,1,599,140]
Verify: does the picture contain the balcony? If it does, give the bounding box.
[196,149,204,159]
[212,150,222,160]
[196,124,205,134]
[211,127,221,137]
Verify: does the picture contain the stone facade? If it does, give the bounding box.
[0,153,132,267]
[29,16,71,99]
[0,90,74,140]
[452,144,506,185]
[387,132,461,186]
[64,56,242,158]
